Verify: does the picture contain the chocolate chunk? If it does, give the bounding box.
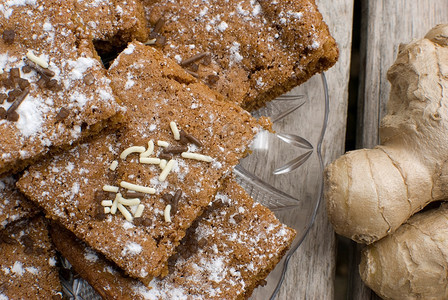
[233,214,243,224]
[21,65,32,73]
[179,130,189,145]
[0,93,6,104]
[163,145,188,155]
[6,111,19,122]
[2,29,15,44]
[171,189,182,215]
[259,279,268,287]
[2,78,14,89]
[189,63,199,72]
[155,35,167,47]
[46,79,63,92]
[46,79,57,87]
[7,86,29,117]
[182,131,203,147]
[9,67,20,82]
[150,17,165,39]
[83,73,95,85]
[95,205,106,220]
[159,153,172,160]
[207,74,220,85]
[36,76,48,88]
[134,217,152,227]
[197,238,207,248]
[50,83,63,92]
[180,52,209,67]
[162,193,173,203]
[51,294,63,300]
[55,107,70,122]
[0,107,6,119]
[18,78,30,90]
[7,89,21,102]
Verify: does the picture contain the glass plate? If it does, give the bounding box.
[60,73,329,299]
[239,73,329,299]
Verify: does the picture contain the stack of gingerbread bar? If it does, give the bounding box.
[0,0,337,298]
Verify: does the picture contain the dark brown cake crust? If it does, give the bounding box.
[0,216,62,299]
[0,0,151,176]
[143,0,338,110]
[50,179,296,299]
[0,176,39,229]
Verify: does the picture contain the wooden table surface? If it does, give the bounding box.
[268,1,448,299]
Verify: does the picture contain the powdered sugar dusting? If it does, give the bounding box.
[15,95,44,137]
[67,57,96,81]
[123,44,136,55]
[121,242,142,256]
[85,248,99,262]
[11,261,24,276]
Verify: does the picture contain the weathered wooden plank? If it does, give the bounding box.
[358,0,448,149]
[353,1,448,299]
[274,0,354,298]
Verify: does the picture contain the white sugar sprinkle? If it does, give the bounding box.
[118,197,140,206]
[26,50,48,68]
[103,185,119,193]
[157,140,169,148]
[120,181,155,194]
[109,160,118,171]
[164,204,172,222]
[120,146,146,160]
[139,157,160,165]
[170,121,180,140]
[159,159,175,182]
[134,204,145,218]
[140,140,154,157]
[117,203,133,222]
[181,152,213,162]
[101,200,113,206]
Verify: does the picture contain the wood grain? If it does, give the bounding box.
[273,0,354,298]
[357,0,448,149]
[353,1,448,299]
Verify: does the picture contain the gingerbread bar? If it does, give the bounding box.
[74,0,148,42]
[51,179,296,299]
[0,216,62,299]
[74,0,149,63]
[143,0,338,110]
[18,41,259,282]
[0,176,39,229]
[0,0,152,176]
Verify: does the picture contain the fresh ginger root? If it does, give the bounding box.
[359,203,448,299]
[325,24,448,244]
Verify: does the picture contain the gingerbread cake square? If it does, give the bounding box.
[74,0,149,43]
[0,216,62,299]
[0,176,39,229]
[143,0,338,110]
[0,0,156,175]
[18,41,259,282]
[50,179,296,299]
